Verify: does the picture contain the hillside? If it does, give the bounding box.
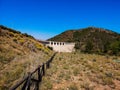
[48,27,120,55]
[0,25,53,89]
[40,53,120,90]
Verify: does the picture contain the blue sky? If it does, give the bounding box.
[0,0,120,40]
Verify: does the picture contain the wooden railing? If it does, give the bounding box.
[9,53,56,90]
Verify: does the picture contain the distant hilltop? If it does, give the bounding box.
[48,27,120,55]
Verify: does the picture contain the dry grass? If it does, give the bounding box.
[0,28,51,63]
[0,27,53,89]
[0,51,53,90]
[40,52,120,90]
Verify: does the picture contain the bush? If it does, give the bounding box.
[47,46,53,50]
[18,38,26,45]
[85,41,93,53]
[0,25,21,34]
[110,41,120,55]
[73,68,79,76]
[23,33,34,38]
[13,38,17,43]
[68,84,78,90]
[103,77,114,85]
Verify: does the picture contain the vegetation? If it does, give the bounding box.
[1,25,120,90]
[109,41,120,55]
[40,52,120,90]
[0,25,53,89]
[0,25,21,34]
[85,40,93,53]
[48,27,120,55]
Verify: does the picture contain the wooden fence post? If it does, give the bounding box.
[9,53,56,90]
[46,61,50,69]
[42,63,45,76]
[38,66,42,82]
[22,72,31,90]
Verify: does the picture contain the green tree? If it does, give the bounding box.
[110,41,120,55]
[85,41,93,53]
[104,42,110,53]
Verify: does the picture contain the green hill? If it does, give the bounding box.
[48,27,120,55]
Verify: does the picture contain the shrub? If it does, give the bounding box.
[35,43,42,50]
[110,41,120,55]
[85,41,93,53]
[19,39,25,45]
[47,46,53,50]
[68,84,78,90]
[9,32,15,37]
[81,82,90,90]
[13,38,17,43]
[0,25,21,34]
[73,68,79,76]
[103,77,114,85]
[23,33,34,38]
